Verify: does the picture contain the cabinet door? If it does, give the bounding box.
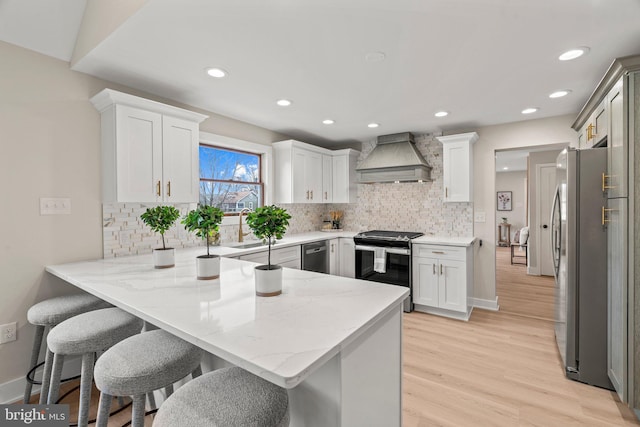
[329,239,339,275]
[332,154,348,203]
[593,99,608,146]
[438,259,467,312]
[607,80,626,198]
[322,155,333,203]
[442,141,471,202]
[413,257,439,307]
[162,116,199,203]
[577,123,587,149]
[338,238,355,278]
[607,197,627,401]
[292,148,308,203]
[115,105,162,202]
[306,151,323,203]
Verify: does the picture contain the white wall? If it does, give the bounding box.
[495,170,527,241]
[472,115,577,303]
[0,39,290,392]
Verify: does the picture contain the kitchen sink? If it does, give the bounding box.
[228,241,268,249]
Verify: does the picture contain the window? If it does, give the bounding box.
[199,144,263,215]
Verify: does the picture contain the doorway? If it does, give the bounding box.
[495,146,564,321]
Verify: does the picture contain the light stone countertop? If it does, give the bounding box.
[218,230,357,257]
[45,247,406,389]
[412,235,477,247]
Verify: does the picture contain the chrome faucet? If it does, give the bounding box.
[238,208,252,242]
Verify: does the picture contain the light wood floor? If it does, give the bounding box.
[20,249,639,426]
[496,245,555,321]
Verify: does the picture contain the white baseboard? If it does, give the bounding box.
[527,266,540,276]
[473,297,499,311]
[0,355,82,404]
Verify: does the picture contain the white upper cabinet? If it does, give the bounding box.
[91,89,208,203]
[332,149,359,203]
[273,140,359,204]
[436,132,479,203]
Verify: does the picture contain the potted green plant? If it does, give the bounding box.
[245,205,291,296]
[182,205,225,280]
[140,205,181,268]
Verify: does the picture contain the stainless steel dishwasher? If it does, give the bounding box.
[301,241,329,274]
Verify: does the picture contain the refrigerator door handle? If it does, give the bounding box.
[551,186,561,281]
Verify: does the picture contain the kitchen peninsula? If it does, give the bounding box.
[46,248,407,427]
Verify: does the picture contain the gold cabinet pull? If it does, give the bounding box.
[167,181,171,197]
[306,190,309,200]
[156,180,161,197]
[325,191,328,200]
[432,251,445,254]
[587,123,595,141]
[602,206,616,225]
[310,190,313,200]
[445,187,448,198]
[433,264,436,275]
[602,173,614,191]
[440,264,443,275]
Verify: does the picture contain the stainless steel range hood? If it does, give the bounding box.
[356,132,432,183]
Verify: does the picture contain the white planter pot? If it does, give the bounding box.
[197,255,220,280]
[153,248,175,269]
[254,265,283,297]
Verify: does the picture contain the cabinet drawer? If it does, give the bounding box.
[271,246,301,263]
[413,244,465,260]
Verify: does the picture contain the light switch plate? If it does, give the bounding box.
[40,198,71,215]
[474,211,486,223]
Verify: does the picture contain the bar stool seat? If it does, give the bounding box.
[153,367,289,427]
[24,293,111,403]
[45,308,143,427]
[94,329,203,427]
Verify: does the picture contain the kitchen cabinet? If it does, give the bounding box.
[322,155,333,202]
[606,79,626,198]
[238,245,301,269]
[91,89,207,203]
[436,132,479,203]
[332,150,359,203]
[328,238,339,275]
[607,197,628,401]
[412,243,473,320]
[273,140,360,204]
[339,238,355,278]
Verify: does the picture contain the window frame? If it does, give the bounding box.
[198,131,273,227]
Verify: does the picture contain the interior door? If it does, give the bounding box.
[539,164,556,276]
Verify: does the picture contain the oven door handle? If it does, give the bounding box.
[355,245,410,256]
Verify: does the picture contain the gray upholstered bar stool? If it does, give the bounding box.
[45,307,143,427]
[94,329,203,427]
[153,367,290,427]
[25,293,111,403]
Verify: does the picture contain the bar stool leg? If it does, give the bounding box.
[192,365,202,379]
[164,384,174,399]
[96,392,112,427]
[23,325,45,403]
[46,352,64,404]
[147,392,156,410]
[39,347,54,404]
[78,352,95,427]
[131,394,146,427]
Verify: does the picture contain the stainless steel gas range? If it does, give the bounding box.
[353,230,424,312]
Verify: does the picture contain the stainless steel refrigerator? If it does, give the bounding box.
[551,147,612,389]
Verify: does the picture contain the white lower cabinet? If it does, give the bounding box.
[412,243,473,321]
[239,245,301,269]
[328,239,339,275]
[338,238,355,278]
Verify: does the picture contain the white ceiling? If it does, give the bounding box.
[2,0,640,147]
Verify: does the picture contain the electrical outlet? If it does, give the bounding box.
[0,322,17,344]
[474,211,486,223]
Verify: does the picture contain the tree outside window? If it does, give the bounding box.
[199,145,263,215]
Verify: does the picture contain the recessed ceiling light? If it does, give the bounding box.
[365,52,386,62]
[503,167,509,170]
[522,107,538,115]
[559,47,590,61]
[368,123,379,128]
[206,68,227,78]
[276,99,292,107]
[549,90,572,98]
[322,119,335,125]
[434,111,449,118]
